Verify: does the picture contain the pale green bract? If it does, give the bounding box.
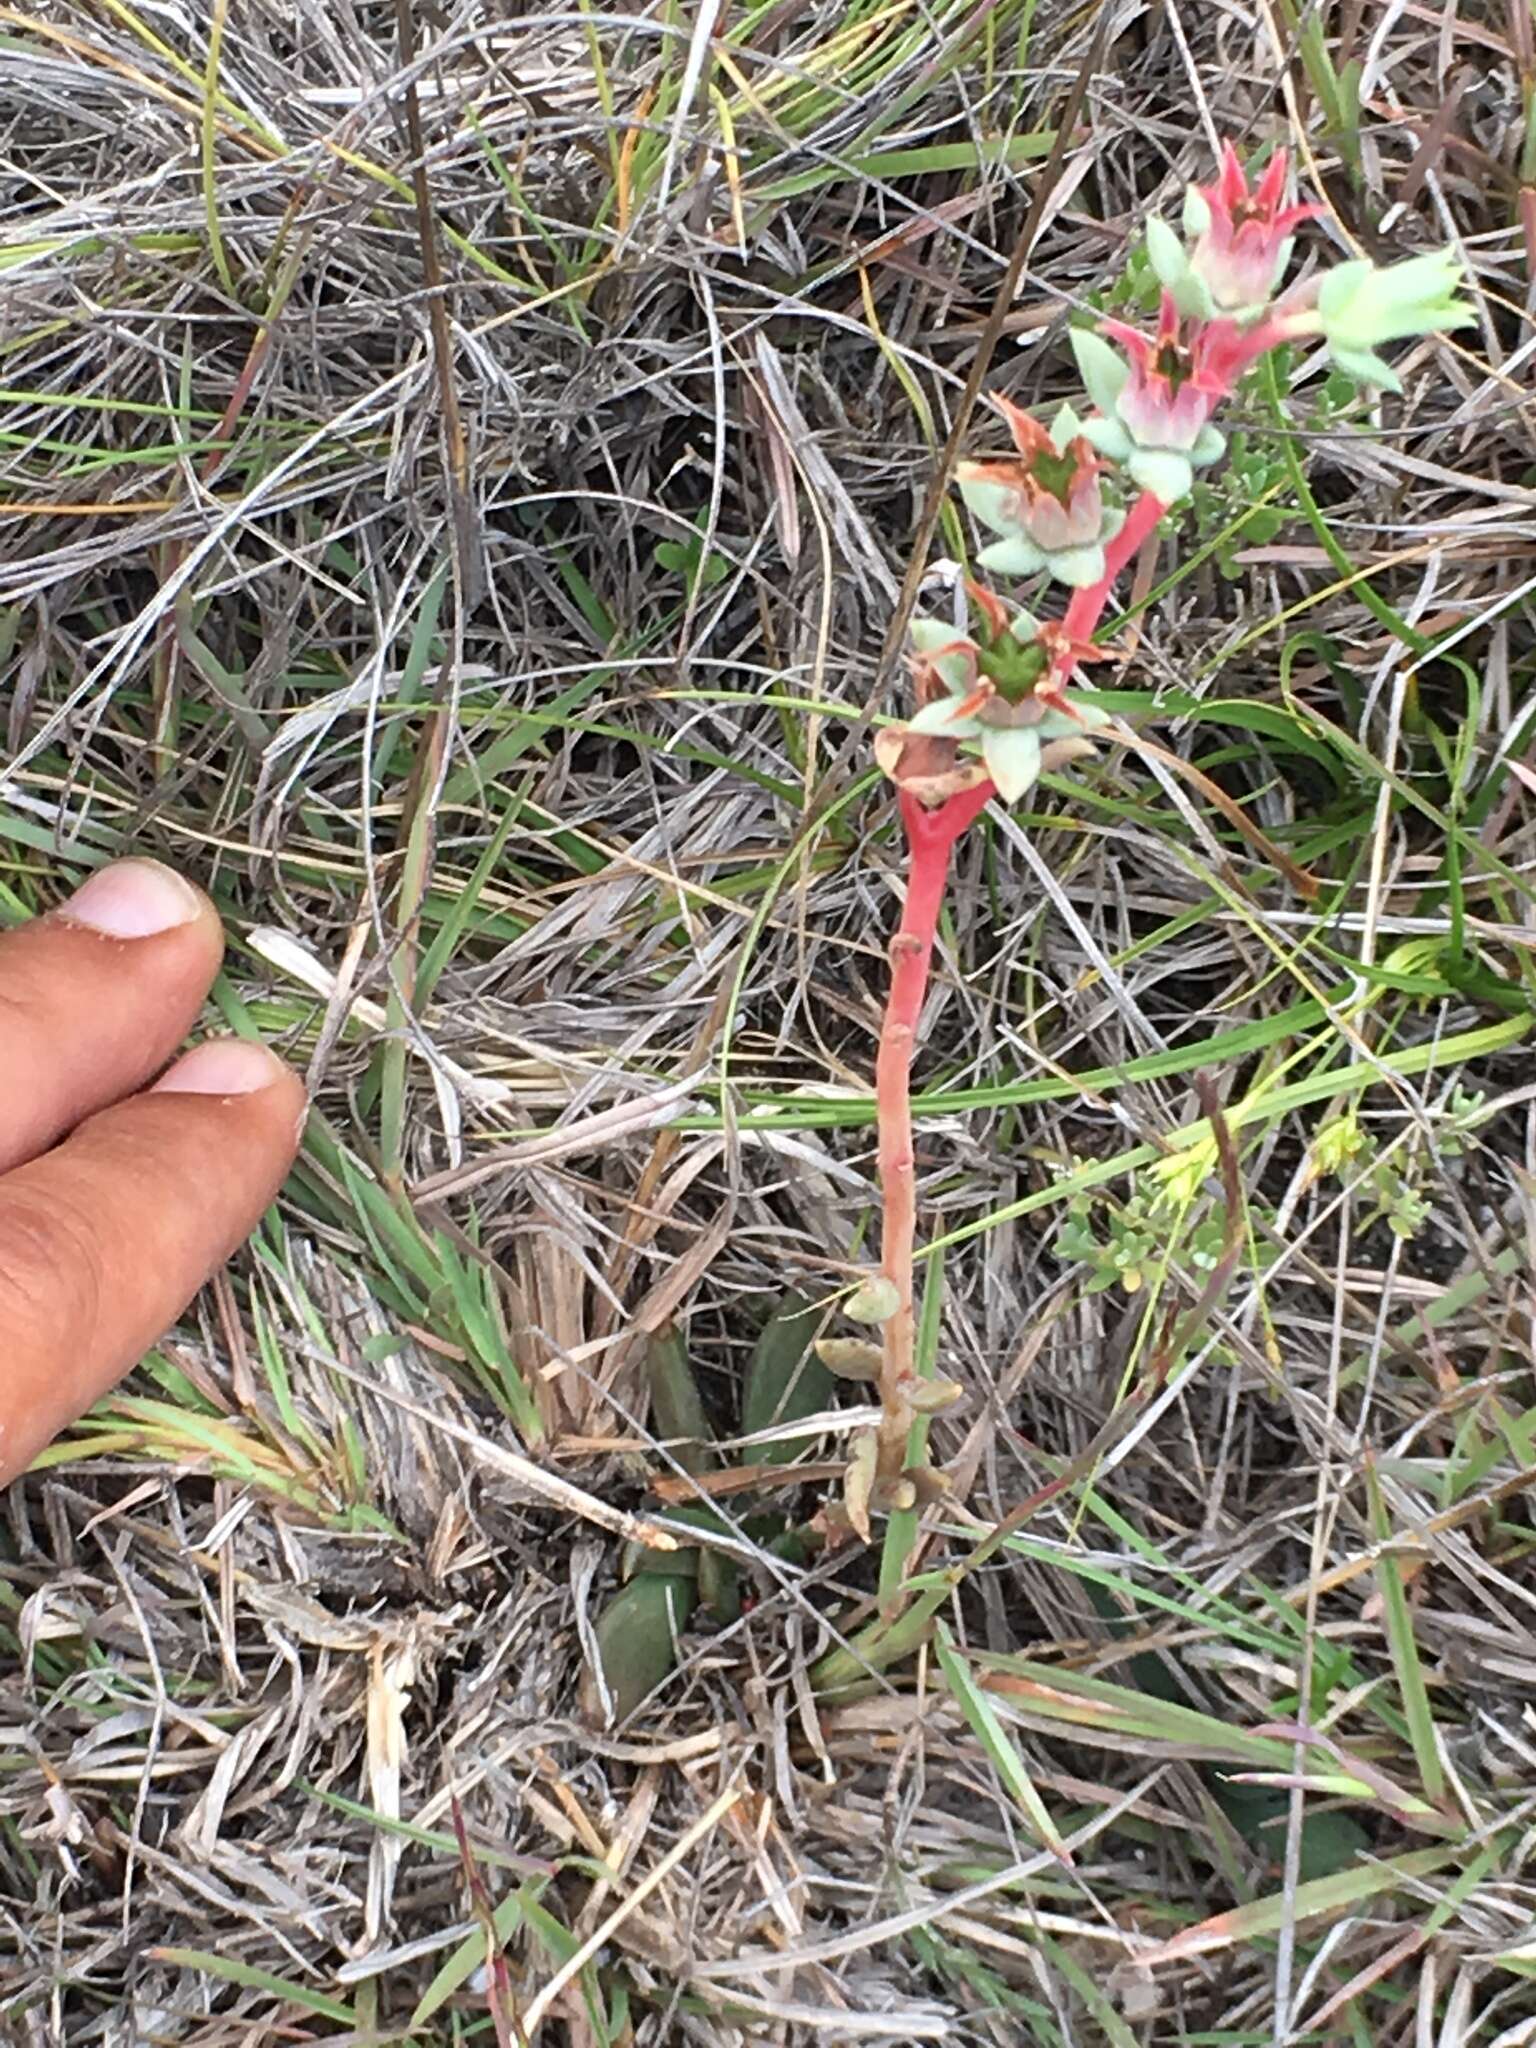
[1314,251,1474,393]
[908,616,975,693]
[1077,410,1226,508]
[907,697,1110,803]
[1071,331,1129,419]
[1145,215,1214,322]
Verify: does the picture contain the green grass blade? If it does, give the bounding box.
[934,1624,1069,1860]
[147,1949,357,2025]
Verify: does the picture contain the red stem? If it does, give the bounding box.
[1058,488,1167,671]
[871,492,1172,1485]
[864,301,1305,1515]
[874,782,990,1472]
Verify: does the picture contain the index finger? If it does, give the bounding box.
[0,1038,306,1483]
[0,860,226,1172]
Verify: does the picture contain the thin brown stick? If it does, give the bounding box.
[394,0,483,608]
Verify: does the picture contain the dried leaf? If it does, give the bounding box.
[814,1338,884,1381]
[365,1637,417,1940]
[873,726,990,807]
[1040,736,1097,774]
[845,1275,901,1324]
[904,1377,967,1415]
[904,1464,954,1506]
[870,1474,917,1512]
[843,1432,878,1543]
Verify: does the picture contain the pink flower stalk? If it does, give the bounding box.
[1182,143,1322,318]
[871,782,992,1478]
[1052,487,1170,688]
[854,139,1474,1533]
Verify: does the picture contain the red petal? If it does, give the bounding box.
[1215,139,1248,210]
[964,577,1011,641]
[910,632,979,706]
[989,392,1052,461]
[1273,200,1326,234]
[1192,317,1254,391]
[1038,623,1111,669]
[1254,149,1289,215]
[1099,316,1155,372]
[956,456,1025,487]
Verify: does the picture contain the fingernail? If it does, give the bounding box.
[153,1039,287,1097]
[61,859,203,939]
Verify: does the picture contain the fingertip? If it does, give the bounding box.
[153,1037,308,1154]
[0,859,230,1169]
[153,1038,290,1097]
[0,1036,307,1487]
[56,858,216,943]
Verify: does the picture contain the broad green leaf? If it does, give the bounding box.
[646,1325,716,1475]
[582,1572,697,1723]
[741,1292,834,1463]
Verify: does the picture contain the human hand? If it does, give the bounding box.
[0,859,305,1485]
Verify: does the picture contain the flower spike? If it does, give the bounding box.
[1177,144,1322,321]
[861,139,1469,1558]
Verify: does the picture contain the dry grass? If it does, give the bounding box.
[3,1,1536,2042]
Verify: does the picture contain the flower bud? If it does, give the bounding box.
[1314,251,1474,392]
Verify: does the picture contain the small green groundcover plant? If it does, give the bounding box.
[589,143,1472,1716]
